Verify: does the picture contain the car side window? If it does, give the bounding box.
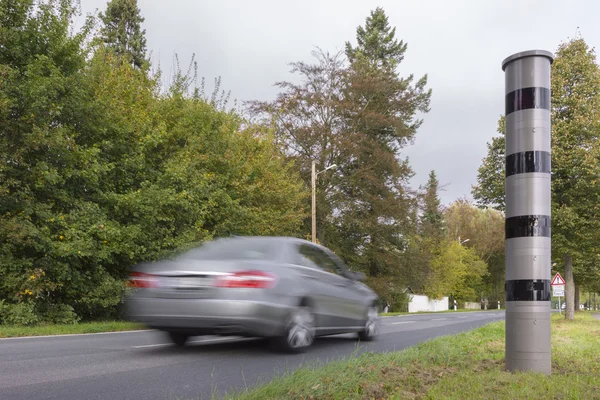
[298,244,341,276]
[295,246,319,269]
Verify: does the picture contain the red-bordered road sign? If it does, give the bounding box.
[551,272,566,286]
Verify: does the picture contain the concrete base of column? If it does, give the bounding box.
[505,301,551,374]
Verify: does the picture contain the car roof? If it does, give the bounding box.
[227,236,331,248]
[211,236,336,255]
[217,236,313,245]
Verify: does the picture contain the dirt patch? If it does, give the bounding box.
[472,358,504,374]
[485,339,504,353]
[354,364,460,400]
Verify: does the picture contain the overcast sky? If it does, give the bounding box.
[79,0,599,206]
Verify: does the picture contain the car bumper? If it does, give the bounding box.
[125,296,291,337]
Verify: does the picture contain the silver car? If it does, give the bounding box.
[125,236,379,352]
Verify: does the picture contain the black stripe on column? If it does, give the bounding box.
[505,151,551,177]
[506,215,550,239]
[506,87,550,115]
[506,279,551,301]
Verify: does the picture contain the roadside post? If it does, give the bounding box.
[551,273,566,314]
[502,50,553,374]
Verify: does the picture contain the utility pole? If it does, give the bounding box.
[311,162,336,243]
[502,50,553,375]
[311,161,316,243]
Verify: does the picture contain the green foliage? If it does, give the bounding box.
[472,117,505,211]
[0,0,306,323]
[420,170,445,239]
[423,240,487,301]
[36,303,80,324]
[444,199,505,303]
[336,8,430,278]
[99,0,148,69]
[550,38,600,290]
[0,300,40,325]
[365,277,410,312]
[345,7,407,70]
[250,8,431,287]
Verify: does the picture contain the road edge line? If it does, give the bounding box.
[0,329,154,340]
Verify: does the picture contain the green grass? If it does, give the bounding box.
[0,320,144,338]
[382,308,501,316]
[226,313,600,400]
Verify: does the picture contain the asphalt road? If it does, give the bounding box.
[0,310,504,400]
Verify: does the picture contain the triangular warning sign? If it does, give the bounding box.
[551,273,566,286]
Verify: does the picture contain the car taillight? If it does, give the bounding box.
[129,271,159,288]
[215,270,277,289]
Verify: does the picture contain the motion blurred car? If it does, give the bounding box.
[125,236,379,352]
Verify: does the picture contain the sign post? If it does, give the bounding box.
[551,273,566,314]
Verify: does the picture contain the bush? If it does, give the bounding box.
[0,301,40,326]
[366,277,411,312]
[39,303,80,324]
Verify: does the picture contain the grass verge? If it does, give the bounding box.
[228,313,600,400]
[382,308,501,317]
[0,320,144,338]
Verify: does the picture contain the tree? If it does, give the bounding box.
[423,240,487,302]
[551,38,600,318]
[99,0,148,69]
[345,6,407,70]
[0,0,105,323]
[0,0,308,323]
[249,7,431,283]
[420,170,445,239]
[472,37,600,319]
[338,7,431,277]
[247,49,345,245]
[405,170,445,294]
[444,199,505,304]
[472,117,505,211]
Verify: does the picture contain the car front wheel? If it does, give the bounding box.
[358,305,379,341]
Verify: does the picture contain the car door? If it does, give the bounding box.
[325,249,372,324]
[296,244,363,330]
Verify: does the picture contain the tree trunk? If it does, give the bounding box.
[575,285,580,312]
[564,254,575,320]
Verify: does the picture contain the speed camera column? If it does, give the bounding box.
[502,50,554,374]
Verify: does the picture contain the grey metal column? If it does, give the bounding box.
[502,50,553,374]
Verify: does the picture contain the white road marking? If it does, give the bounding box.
[391,321,414,325]
[132,336,240,349]
[0,329,153,341]
[431,318,447,321]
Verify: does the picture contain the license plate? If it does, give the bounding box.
[160,277,210,289]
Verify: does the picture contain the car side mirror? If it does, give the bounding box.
[347,271,365,281]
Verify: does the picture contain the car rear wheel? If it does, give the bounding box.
[358,305,379,341]
[168,331,189,347]
[275,306,315,353]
